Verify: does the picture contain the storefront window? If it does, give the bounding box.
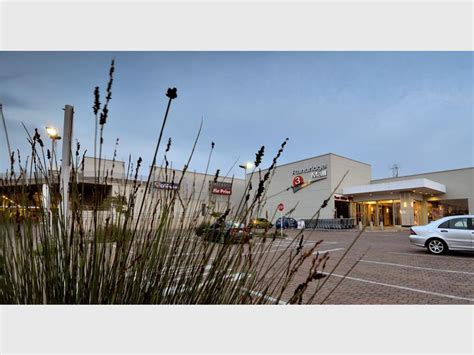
[427,199,469,221]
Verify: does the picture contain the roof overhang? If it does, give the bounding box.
[343,178,446,196]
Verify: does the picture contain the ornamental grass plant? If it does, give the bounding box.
[0,60,359,304]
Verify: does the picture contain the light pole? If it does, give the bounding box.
[238,161,254,191]
[0,103,12,162]
[45,126,61,231]
[239,161,254,223]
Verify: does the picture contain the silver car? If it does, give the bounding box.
[409,215,474,254]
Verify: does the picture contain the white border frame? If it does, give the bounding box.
[1,1,473,354]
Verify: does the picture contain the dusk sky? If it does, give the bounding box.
[0,51,472,179]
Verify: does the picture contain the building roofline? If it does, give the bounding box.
[246,153,371,175]
[84,156,124,163]
[80,157,245,182]
[151,166,245,182]
[329,153,372,167]
[371,166,474,182]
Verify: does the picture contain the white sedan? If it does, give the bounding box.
[409,215,474,255]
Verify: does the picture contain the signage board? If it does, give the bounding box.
[291,163,328,193]
[292,175,305,187]
[334,194,350,202]
[154,181,179,190]
[292,164,328,176]
[209,181,232,195]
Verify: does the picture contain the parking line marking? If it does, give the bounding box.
[360,259,474,276]
[282,239,339,245]
[242,288,287,305]
[389,251,474,260]
[322,272,474,302]
[313,248,345,254]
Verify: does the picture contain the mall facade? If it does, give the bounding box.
[249,153,474,227]
[2,153,472,228]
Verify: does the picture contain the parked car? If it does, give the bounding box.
[409,215,474,254]
[203,220,253,243]
[275,217,297,230]
[248,218,273,229]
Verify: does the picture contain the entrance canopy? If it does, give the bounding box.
[343,178,446,196]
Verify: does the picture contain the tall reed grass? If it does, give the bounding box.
[0,61,352,304]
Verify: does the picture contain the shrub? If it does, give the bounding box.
[195,222,211,237]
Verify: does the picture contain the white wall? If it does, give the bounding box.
[249,154,371,221]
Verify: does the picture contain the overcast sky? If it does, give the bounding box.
[0,51,472,179]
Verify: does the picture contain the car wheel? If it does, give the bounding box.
[426,238,447,255]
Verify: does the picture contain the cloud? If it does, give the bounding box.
[0,93,32,111]
[0,73,25,83]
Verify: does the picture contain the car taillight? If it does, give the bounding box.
[410,228,417,235]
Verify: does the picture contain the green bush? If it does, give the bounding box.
[195,222,211,236]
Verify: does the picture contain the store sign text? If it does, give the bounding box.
[154,181,179,190]
[292,164,328,180]
[209,181,232,195]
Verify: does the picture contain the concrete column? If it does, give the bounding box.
[400,192,414,226]
[392,200,396,226]
[349,202,356,220]
[420,200,428,225]
[375,201,379,227]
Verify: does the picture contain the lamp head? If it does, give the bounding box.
[46,127,61,140]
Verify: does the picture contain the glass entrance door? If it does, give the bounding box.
[355,200,401,226]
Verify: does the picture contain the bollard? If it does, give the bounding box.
[369,221,374,230]
[359,221,363,230]
[380,221,384,230]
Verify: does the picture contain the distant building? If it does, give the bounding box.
[2,154,473,227]
[248,153,473,227]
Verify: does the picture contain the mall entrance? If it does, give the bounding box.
[355,200,402,226]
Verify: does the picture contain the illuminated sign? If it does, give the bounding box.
[209,181,232,195]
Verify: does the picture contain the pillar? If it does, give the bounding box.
[375,201,379,227]
[420,200,428,225]
[400,192,414,226]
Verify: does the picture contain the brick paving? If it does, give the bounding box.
[272,229,474,304]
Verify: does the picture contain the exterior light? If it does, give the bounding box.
[46,126,61,140]
[386,208,389,213]
[239,162,254,170]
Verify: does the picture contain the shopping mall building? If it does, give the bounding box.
[249,153,474,227]
[2,153,472,228]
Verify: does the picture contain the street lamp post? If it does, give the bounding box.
[238,161,254,190]
[238,161,254,223]
[45,126,61,232]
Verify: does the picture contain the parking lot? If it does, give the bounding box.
[271,229,474,304]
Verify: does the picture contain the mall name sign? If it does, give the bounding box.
[292,164,328,180]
